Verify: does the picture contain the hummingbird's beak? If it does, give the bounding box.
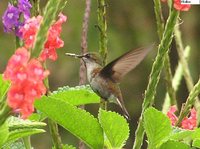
[65,53,84,58]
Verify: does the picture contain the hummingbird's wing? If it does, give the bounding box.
[100,45,153,82]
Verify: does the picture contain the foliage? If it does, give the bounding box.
[0,0,199,148]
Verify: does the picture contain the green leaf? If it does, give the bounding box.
[0,122,9,147]
[4,117,46,144]
[170,127,200,141]
[7,128,45,143]
[143,107,172,148]
[0,74,10,102]
[2,141,25,149]
[50,85,100,106]
[98,109,129,148]
[29,112,47,122]
[192,139,200,148]
[7,116,46,130]
[160,140,190,149]
[34,97,104,149]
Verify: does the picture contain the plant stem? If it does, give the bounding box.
[174,21,200,124]
[162,46,191,113]
[0,103,11,126]
[97,0,108,66]
[153,0,177,107]
[97,0,108,111]
[32,0,62,57]
[23,137,31,149]
[133,9,179,149]
[48,118,63,149]
[79,0,91,148]
[175,78,200,126]
[153,0,164,41]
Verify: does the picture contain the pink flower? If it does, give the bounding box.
[4,47,49,119]
[167,106,178,126]
[20,13,67,61]
[173,0,191,11]
[20,16,42,49]
[181,108,197,130]
[167,106,197,130]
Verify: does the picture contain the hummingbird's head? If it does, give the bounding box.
[81,52,103,66]
[65,52,103,66]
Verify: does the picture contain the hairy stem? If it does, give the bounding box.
[162,46,191,113]
[133,9,179,149]
[97,0,108,66]
[154,0,177,107]
[175,78,200,126]
[174,21,200,123]
[97,0,108,111]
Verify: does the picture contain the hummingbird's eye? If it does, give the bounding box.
[85,53,90,58]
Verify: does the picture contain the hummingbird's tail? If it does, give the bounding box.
[115,96,130,120]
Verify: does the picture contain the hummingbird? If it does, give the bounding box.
[66,45,153,119]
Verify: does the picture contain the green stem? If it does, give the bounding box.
[164,55,177,106]
[23,137,31,149]
[162,46,191,113]
[0,103,11,126]
[15,36,20,49]
[153,0,164,41]
[97,0,108,111]
[174,23,195,91]
[133,9,179,149]
[174,21,200,124]
[97,0,108,66]
[32,0,62,58]
[154,0,177,107]
[48,119,63,149]
[175,78,200,126]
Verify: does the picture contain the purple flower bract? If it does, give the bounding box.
[2,4,20,33]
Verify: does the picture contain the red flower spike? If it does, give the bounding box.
[3,47,30,81]
[181,108,197,130]
[39,13,67,61]
[167,106,197,130]
[167,105,178,126]
[20,13,67,61]
[20,16,42,49]
[4,47,49,119]
[173,0,191,11]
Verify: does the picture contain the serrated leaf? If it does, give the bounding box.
[34,97,104,149]
[160,140,190,149]
[144,107,172,148]
[7,128,45,143]
[0,122,9,147]
[170,127,200,141]
[2,141,25,149]
[50,85,100,106]
[7,116,46,131]
[192,139,200,148]
[98,109,129,148]
[0,74,10,102]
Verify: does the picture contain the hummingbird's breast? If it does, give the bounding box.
[90,72,121,101]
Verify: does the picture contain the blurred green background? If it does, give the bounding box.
[0,0,200,148]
